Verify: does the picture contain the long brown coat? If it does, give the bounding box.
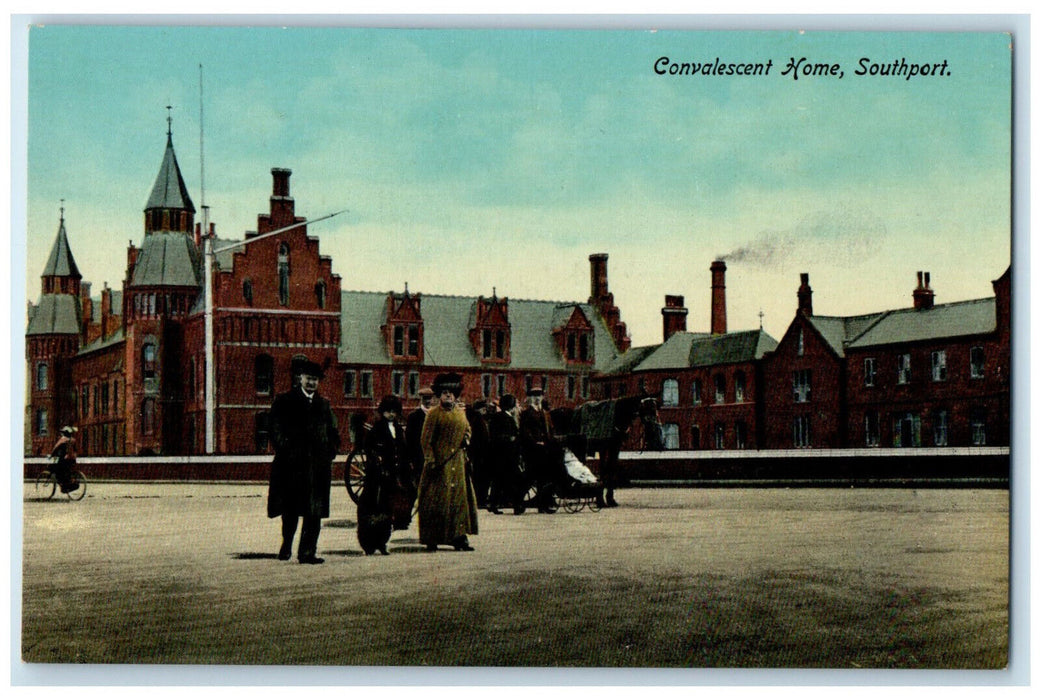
[267,387,340,519]
[418,404,478,546]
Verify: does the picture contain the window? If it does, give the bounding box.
[567,375,576,400]
[714,422,726,449]
[566,333,576,360]
[864,357,877,387]
[581,375,590,399]
[524,375,533,394]
[393,326,405,356]
[793,415,811,448]
[541,375,549,391]
[35,408,48,436]
[255,355,274,395]
[408,325,420,357]
[496,330,507,360]
[360,371,373,398]
[101,382,109,414]
[81,386,88,418]
[933,410,948,447]
[36,362,48,391]
[797,329,804,357]
[897,353,911,385]
[408,372,420,398]
[343,371,356,397]
[713,375,725,404]
[691,425,701,450]
[661,379,679,407]
[662,423,680,450]
[970,410,986,446]
[243,279,253,306]
[142,342,157,383]
[734,372,746,403]
[864,411,880,446]
[141,398,156,435]
[392,371,405,396]
[278,243,290,306]
[792,369,812,403]
[692,379,702,405]
[315,281,327,309]
[579,333,590,361]
[482,374,492,398]
[892,412,921,448]
[735,421,748,449]
[255,412,271,451]
[112,379,120,414]
[483,329,493,359]
[497,375,507,397]
[931,350,947,382]
[970,347,985,378]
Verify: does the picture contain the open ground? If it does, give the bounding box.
[19,482,1008,674]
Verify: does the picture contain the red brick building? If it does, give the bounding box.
[25,121,632,456]
[593,261,778,451]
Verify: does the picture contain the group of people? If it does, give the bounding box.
[266,356,583,564]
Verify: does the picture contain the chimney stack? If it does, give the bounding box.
[589,253,610,303]
[662,295,688,341]
[710,260,727,335]
[797,272,813,316]
[913,270,935,310]
[272,167,292,198]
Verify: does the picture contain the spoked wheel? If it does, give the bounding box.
[33,471,57,501]
[588,496,602,512]
[65,471,87,501]
[562,496,584,513]
[344,449,366,504]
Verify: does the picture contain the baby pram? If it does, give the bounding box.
[552,447,603,513]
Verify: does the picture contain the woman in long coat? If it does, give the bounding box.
[358,395,410,555]
[418,373,479,551]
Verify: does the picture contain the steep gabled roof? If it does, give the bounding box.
[41,215,81,279]
[130,232,203,288]
[846,298,996,349]
[601,328,777,374]
[26,294,81,336]
[145,132,195,214]
[804,312,887,358]
[337,291,622,370]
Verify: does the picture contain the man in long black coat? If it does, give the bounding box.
[268,357,340,564]
[405,386,437,489]
[519,388,558,513]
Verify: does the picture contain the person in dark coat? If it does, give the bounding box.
[519,388,558,513]
[405,387,437,489]
[465,399,492,509]
[49,425,80,493]
[488,394,525,515]
[268,357,340,564]
[358,395,410,555]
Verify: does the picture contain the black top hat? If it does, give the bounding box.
[432,372,463,397]
[499,394,517,411]
[291,355,325,379]
[377,394,403,414]
[527,387,544,398]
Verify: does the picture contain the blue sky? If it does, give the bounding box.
[23,24,1012,345]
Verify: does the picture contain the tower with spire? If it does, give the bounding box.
[121,111,204,455]
[26,205,84,455]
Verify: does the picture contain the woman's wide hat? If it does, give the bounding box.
[432,372,463,397]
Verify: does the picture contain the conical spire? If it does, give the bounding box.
[144,108,196,219]
[41,204,81,280]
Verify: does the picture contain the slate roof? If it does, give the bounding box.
[77,327,126,357]
[599,329,777,375]
[337,290,623,370]
[41,217,81,279]
[130,232,203,288]
[846,298,996,349]
[145,133,195,213]
[26,295,81,336]
[805,313,887,358]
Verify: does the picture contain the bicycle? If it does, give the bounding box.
[34,469,87,501]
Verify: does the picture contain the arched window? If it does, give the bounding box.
[243,279,254,306]
[141,342,157,389]
[278,243,290,306]
[255,354,274,395]
[315,280,326,309]
[734,371,746,403]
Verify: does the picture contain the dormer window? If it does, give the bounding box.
[384,291,424,362]
[470,295,511,364]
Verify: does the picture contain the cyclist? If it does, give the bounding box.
[49,426,80,493]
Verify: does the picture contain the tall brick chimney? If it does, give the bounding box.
[268,167,295,229]
[710,260,727,335]
[662,295,688,341]
[798,273,813,316]
[587,253,631,353]
[589,253,609,303]
[913,271,935,310]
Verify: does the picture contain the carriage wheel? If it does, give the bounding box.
[588,496,601,512]
[34,471,57,501]
[562,497,583,514]
[344,449,366,504]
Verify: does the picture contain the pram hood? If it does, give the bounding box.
[562,447,599,484]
